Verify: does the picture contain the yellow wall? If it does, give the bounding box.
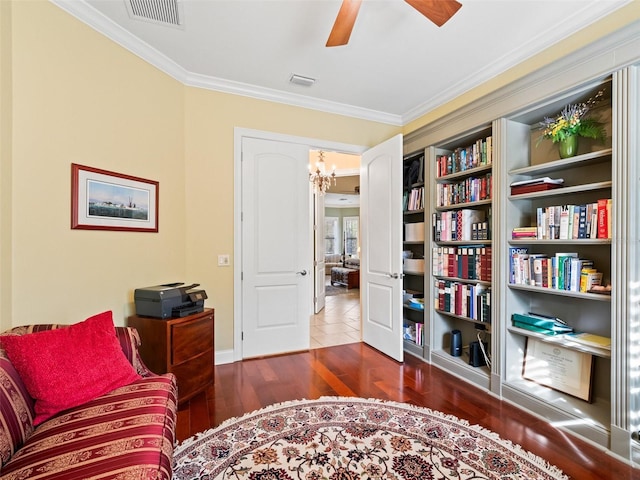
[2,1,399,350]
[7,1,186,328]
[1,1,13,332]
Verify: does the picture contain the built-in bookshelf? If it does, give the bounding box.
[402,151,427,358]
[402,40,640,462]
[426,126,494,390]
[499,82,614,448]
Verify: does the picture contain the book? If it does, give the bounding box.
[559,206,571,239]
[569,258,593,292]
[597,199,609,239]
[532,256,547,287]
[512,312,573,334]
[554,252,578,290]
[509,247,529,284]
[513,322,568,335]
[510,183,563,195]
[510,177,564,187]
[577,204,587,239]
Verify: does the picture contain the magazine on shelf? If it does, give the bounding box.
[510,177,564,187]
[563,332,611,350]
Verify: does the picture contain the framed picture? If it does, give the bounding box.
[522,337,593,402]
[71,163,159,232]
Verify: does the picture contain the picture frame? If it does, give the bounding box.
[71,163,159,232]
[522,337,593,402]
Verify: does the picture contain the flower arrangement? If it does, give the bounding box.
[538,90,607,144]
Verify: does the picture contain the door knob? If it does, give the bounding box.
[297,270,308,276]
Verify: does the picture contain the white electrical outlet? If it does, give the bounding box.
[218,254,230,266]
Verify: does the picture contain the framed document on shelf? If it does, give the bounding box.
[522,337,594,402]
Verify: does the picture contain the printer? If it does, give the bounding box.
[134,282,208,319]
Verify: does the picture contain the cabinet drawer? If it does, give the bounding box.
[172,349,214,401]
[171,314,213,365]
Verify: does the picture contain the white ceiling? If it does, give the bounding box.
[53,0,630,125]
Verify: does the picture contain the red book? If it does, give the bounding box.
[480,247,487,282]
[455,283,463,316]
[447,247,456,277]
[510,183,562,195]
[541,257,549,288]
[597,199,608,239]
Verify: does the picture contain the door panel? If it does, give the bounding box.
[360,134,403,362]
[241,137,311,358]
[314,192,326,313]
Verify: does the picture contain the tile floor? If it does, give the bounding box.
[310,278,361,349]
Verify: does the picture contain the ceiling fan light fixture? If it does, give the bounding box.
[289,74,316,87]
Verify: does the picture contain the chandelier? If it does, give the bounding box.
[309,150,336,195]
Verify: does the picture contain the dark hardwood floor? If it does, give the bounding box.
[176,342,639,479]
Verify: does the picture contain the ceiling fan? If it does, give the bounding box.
[326,0,462,47]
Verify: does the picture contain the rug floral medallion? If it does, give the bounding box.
[173,397,568,480]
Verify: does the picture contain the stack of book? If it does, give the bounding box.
[511,312,573,335]
[512,226,537,239]
[510,177,564,195]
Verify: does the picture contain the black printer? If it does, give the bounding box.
[134,282,208,319]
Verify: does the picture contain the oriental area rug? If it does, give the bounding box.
[172,397,568,480]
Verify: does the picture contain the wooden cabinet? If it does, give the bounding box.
[128,308,214,403]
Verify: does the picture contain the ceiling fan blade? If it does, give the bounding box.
[326,0,362,47]
[405,0,462,27]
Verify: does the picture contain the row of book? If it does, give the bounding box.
[403,186,425,211]
[436,136,493,178]
[511,200,612,240]
[436,173,492,207]
[434,280,491,323]
[432,209,488,242]
[432,245,492,282]
[509,248,604,292]
[403,322,424,346]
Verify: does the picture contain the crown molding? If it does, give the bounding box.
[184,72,402,126]
[404,18,640,150]
[50,0,403,126]
[400,0,633,125]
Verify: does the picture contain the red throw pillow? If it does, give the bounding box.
[0,311,141,425]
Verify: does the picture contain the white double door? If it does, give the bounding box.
[239,133,403,362]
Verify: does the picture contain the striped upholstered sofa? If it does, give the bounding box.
[0,321,177,480]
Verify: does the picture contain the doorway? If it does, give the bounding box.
[309,151,362,348]
[233,128,366,361]
[235,129,403,361]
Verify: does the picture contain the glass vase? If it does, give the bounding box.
[558,135,578,158]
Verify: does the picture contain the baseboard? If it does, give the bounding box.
[215,349,235,365]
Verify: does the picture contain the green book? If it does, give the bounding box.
[512,321,562,335]
[512,313,573,333]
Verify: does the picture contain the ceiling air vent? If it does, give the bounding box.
[126,0,184,28]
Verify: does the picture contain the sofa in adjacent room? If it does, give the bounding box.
[0,311,177,480]
[324,253,343,274]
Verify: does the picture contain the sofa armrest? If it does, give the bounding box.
[115,326,156,377]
